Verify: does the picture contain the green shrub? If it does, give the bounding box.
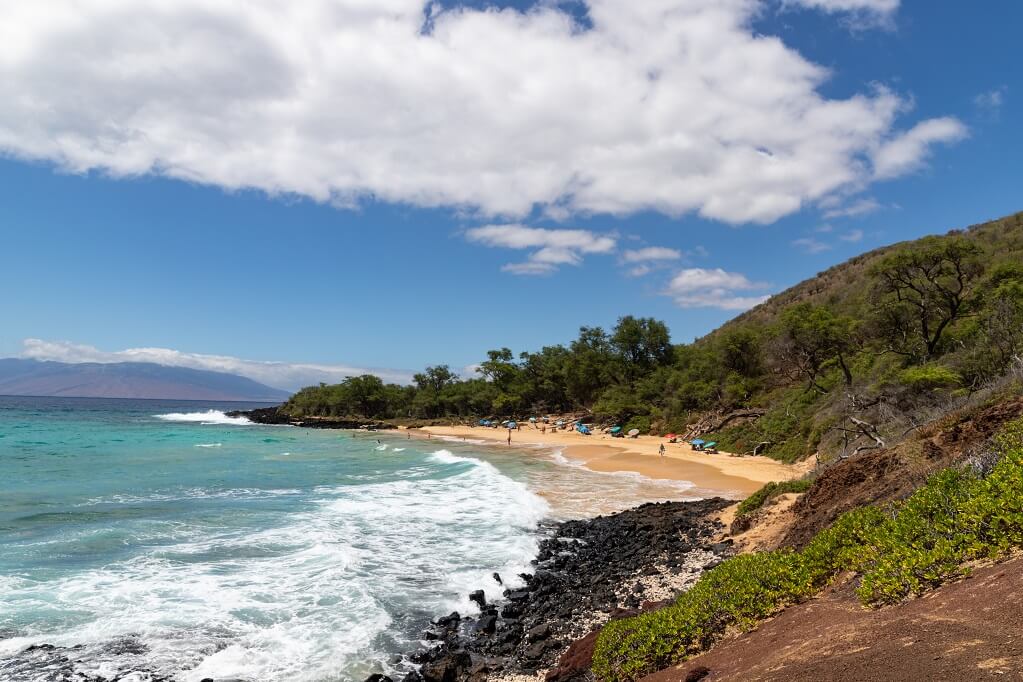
[624,415,652,434]
[593,418,1023,682]
[736,479,813,517]
[898,364,962,390]
[855,444,1023,605]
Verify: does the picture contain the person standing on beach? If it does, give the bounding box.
[659,444,665,457]
[507,430,512,446]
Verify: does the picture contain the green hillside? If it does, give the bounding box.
[282,210,1023,464]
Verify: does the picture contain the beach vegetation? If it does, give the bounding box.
[281,212,1023,464]
[735,479,813,517]
[591,417,1023,681]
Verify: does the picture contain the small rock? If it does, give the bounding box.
[433,612,460,628]
[478,615,497,634]
[526,624,550,642]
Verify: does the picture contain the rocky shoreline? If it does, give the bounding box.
[389,498,733,682]
[226,406,394,430]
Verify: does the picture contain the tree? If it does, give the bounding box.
[566,326,614,407]
[871,236,983,361]
[780,304,858,391]
[716,326,764,379]
[610,316,673,383]
[413,365,457,392]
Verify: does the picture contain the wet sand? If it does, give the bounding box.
[418,425,811,497]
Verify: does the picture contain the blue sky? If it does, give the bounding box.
[1,0,1020,390]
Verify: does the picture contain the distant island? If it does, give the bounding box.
[0,358,290,402]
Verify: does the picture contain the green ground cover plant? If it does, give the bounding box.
[734,479,813,517]
[283,214,1023,463]
[592,417,1023,682]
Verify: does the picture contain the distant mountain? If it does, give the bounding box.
[0,359,290,402]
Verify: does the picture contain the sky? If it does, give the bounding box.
[1,0,1020,391]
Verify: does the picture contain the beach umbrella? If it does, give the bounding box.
[479,419,488,426]
[529,417,537,422]
[664,433,677,439]
[609,426,622,434]
[507,421,517,429]
[627,428,640,437]
[690,438,706,446]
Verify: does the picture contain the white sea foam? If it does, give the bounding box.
[194,442,222,448]
[434,435,489,445]
[3,447,548,682]
[154,410,253,425]
[548,448,696,491]
[529,448,702,519]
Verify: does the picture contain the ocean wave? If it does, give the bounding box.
[154,410,253,426]
[4,446,548,682]
[75,487,305,507]
[194,443,222,448]
[552,448,697,491]
[434,435,490,445]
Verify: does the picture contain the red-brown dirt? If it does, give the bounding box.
[641,557,1023,682]
[779,397,1023,548]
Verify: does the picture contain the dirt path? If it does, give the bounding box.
[642,557,1023,682]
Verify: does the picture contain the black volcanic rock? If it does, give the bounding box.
[398,498,733,682]
[230,406,392,430]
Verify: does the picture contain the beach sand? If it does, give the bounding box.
[417,425,812,497]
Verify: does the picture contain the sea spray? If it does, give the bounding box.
[0,399,549,682]
[154,409,254,425]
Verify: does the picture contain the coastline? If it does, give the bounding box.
[393,498,734,682]
[417,425,810,497]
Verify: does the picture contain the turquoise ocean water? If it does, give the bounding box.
[0,397,697,682]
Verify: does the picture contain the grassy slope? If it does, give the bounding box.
[592,413,1023,681]
[687,211,1023,463]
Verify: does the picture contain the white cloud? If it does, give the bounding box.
[792,236,832,254]
[0,0,962,224]
[622,247,683,263]
[665,268,771,310]
[975,89,1004,110]
[19,339,413,391]
[501,261,559,276]
[823,197,881,219]
[784,0,899,28]
[621,246,684,277]
[840,228,864,242]
[466,224,615,274]
[974,87,1007,120]
[785,0,899,13]
[873,117,968,179]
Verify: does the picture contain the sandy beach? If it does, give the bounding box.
[418,425,811,497]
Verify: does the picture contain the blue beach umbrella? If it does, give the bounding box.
[507,421,517,429]
[529,417,537,422]
[609,426,622,433]
[690,439,706,445]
